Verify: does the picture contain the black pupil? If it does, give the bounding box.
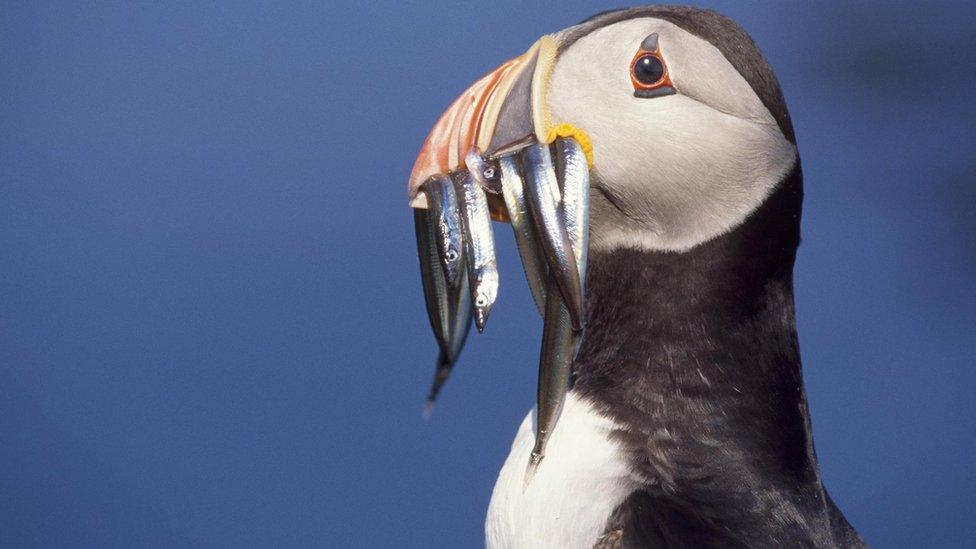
[634,54,664,85]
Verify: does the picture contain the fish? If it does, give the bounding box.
[524,137,591,483]
[465,147,503,195]
[525,274,577,485]
[454,171,499,332]
[499,154,548,317]
[414,206,454,370]
[424,262,473,417]
[519,143,584,331]
[422,176,465,289]
[557,137,591,286]
[414,137,591,465]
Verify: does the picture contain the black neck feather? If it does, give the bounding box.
[575,164,859,545]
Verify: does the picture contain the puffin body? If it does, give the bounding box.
[409,6,863,548]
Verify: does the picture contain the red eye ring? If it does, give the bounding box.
[629,34,676,98]
[630,49,672,92]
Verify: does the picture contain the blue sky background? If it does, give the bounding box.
[1,2,974,547]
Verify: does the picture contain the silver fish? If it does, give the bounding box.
[520,143,584,331]
[525,274,577,485]
[499,154,548,317]
[525,137,591,482]
[423,176,465,289]
[424,264,473,417]
[557,137,591,283]
[455,171,499,332]
[414,207,453,364]
[465,147,502,195]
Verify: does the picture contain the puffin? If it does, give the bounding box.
[407,6,864,548]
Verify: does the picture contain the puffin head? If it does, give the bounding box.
[408,6,799,254]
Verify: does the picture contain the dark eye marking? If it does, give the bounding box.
[630,33,676,98]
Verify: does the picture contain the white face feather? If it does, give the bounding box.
[548,18,797,252]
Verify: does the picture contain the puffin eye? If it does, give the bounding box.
[633,54,664,86]
[630,33,676,99]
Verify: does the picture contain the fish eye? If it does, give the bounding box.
[632,54,664,87]
[476,295,487,307]
[446,249,458,262]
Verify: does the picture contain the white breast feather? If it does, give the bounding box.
[486,392,636,549]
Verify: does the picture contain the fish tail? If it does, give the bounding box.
[423,351,454,419]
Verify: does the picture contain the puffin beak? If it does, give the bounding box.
[409,35,593,474]
[407,34,590,329]
[407,37,560,220]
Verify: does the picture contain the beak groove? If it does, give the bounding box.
[408,37,560,211]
